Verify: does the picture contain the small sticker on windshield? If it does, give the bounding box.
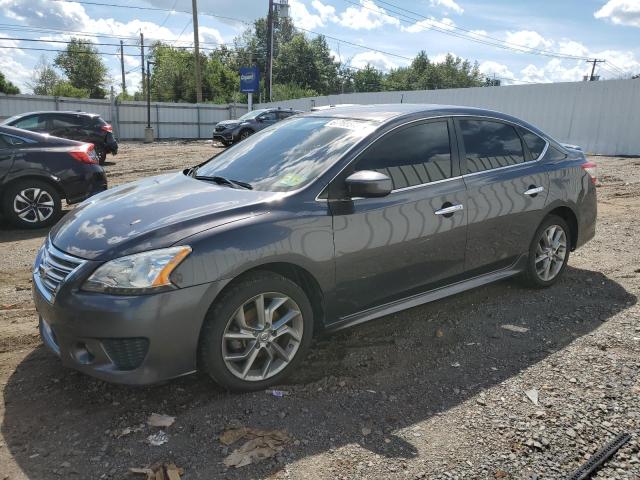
[325,119,370,130]
[278,173,306,187]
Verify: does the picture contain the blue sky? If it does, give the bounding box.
[0,0,639,94]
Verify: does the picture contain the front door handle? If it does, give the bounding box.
[434,204,464,216]
[524,186,544,196]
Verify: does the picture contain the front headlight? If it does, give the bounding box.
[82,246,192,294]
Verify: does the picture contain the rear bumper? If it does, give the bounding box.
[63,166,108,204]
[33,274,225,385]
[575,179,597,249]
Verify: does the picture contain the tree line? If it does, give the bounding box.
[6,14,493,101]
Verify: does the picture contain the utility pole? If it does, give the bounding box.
[266,0,274,102]
[140,32,145,98]
[192,0,203,103]
[120,40,126,96]
[587,58,605,81]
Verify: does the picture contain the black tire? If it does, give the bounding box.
[521,215,571,288]
[198,271,314,392]
[238,129,253,141]
[95,145,107,165]
[2,179,62,229]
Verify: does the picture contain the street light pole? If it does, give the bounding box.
[144,60,155,143]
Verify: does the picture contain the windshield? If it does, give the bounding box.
[196,116,377,191]
[237,110,266,121]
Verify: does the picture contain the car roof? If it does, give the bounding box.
[7,111,101,118]
[303,103,522,123]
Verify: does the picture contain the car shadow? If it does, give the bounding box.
[1,267,636,478]
[0,211,70,243]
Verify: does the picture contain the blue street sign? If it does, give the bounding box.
[240,67,260,93]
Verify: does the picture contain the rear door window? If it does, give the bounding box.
[50,114,84,129]
[459,119,525,173]
[356,121,453,190]
[260,112,278,121]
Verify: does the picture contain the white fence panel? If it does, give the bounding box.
[0,94,247,141]
[257,79,640,156]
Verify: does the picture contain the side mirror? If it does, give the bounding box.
[256,116,264,122]
[345,170,393,198]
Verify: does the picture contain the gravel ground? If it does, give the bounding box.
[0,141,638,480]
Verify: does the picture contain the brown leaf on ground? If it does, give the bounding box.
[0,304,19,311]
[130,463,183,480]
[219,427,290,468]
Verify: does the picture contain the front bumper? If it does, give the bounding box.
[212,128,239,144]
[32,253,225,385]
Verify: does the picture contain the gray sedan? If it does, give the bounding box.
[32,104,596,391]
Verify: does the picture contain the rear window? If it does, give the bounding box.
[519,128,547,159]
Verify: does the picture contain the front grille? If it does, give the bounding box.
[215,124,226,132]
[102,338,149,370]
[34,240,86,302]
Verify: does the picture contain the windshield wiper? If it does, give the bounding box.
[194,175,253,190]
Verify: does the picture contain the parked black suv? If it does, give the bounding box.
[212,108,301,146]
[3,111,118,165]
[0,125,107,229]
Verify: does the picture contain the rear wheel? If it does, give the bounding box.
[2,179,62,229]
[521,215,571,288]
[198,271,314,392]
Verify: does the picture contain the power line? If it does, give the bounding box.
[339,0,592,62]
[52,0,248,26]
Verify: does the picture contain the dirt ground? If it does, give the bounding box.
[0,141,639,480]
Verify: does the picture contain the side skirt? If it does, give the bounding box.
[326,254,528,332]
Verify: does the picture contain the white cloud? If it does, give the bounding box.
[0,54,32,91]
[479,61,515,83]
[594,0,640,27]
[430,0,464,14]
[402,16,456,33]
[199,26,224,45]
[505,30,553,51]
[350,51,399,71]
[338,0,400,30]
[555,39,590,57]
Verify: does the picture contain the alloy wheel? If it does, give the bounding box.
[12,188,55,224]
[222,292,303,381]
[535,224,567,281]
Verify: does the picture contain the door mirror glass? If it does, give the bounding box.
[345,170,392,198]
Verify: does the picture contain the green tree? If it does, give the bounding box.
[28,57,60,96]
[352,65,384,92]
[52,81,89,98]
[54,38,108,98]
[272,83,318,101]
[0,72,20,94]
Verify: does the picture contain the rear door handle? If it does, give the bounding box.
[524,186,544,196]
[434,204,464,216]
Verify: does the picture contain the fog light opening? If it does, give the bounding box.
[72,342,96,365]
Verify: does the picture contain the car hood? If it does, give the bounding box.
[50,172,279,260]
[216,120,242,128]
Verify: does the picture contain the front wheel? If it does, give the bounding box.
[198,271,314,392]
[521,215,571,288]
[238,129,253,141]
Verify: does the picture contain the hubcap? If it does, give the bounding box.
[222,292,303,381]
[535,224,567,281]
[13,188,54,224]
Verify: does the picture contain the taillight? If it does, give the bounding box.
[101,124,113,133]
[69,143,98,164]
[581,161,597,185]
